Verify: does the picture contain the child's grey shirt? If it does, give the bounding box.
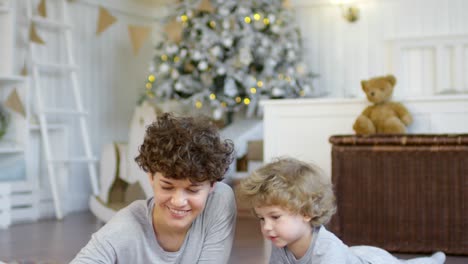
[269,226,442,264]
[71,182,236,264]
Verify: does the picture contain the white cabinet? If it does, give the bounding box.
[0,1,38,223]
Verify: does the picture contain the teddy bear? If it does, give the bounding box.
[353,74,412,135]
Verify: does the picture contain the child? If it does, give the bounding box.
[238,157,446,264]
[72,113,236,263]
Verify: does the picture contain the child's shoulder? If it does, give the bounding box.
[314,226,348,254]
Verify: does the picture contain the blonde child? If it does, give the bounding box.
[238,157,446,264]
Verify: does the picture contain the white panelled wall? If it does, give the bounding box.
[262,0,468,178]
[65,0,164,213]
[13,0,165,216]
[292,0,468,97]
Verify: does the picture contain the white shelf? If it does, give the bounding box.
[0,75,26,86]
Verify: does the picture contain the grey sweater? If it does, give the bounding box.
[269,226,443,264]
[71,182,236,264]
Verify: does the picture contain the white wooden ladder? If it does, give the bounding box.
[25,0,99,219]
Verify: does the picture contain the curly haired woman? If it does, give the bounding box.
[72,113,236,263]
[238,157,446,264]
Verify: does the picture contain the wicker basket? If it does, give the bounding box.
[328,134,468,255]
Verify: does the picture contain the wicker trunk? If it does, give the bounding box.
[328,134,468,255]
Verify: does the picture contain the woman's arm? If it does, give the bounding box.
[70,234,117,264]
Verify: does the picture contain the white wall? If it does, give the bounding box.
[69,0,164,152]
[66,0,164,212]
[291,0,468,98]
[13,0,165,215]
[262,95,468,178]
[261,0,468,183]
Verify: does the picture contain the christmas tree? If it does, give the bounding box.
[142,0,316,120]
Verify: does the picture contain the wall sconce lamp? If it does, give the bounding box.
[334,0,360,23]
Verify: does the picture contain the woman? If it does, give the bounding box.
[71,113,236,263]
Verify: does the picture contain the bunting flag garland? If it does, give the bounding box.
[29,23,45,44]
[128,25,151,55]
[38,0,47,18]
[30,3,151,56]
[21,60,28,76]
[96,7,117,35]
[164,18,183,43]
[5,89,26,118]
[197,0,215,13]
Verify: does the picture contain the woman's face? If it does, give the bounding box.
[150,172,214,232]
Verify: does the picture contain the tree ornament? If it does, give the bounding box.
[216,67,226,75]
[159,63,170,73]
[191,50,203,61]
[171,69,180,79]
[224,78,238,97]
[184,62,195,73]
[198,61,208,71]
[197,0,215,13]
[213,107,223,120]
[222,37,233,48]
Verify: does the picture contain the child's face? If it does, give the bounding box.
[254,205,312,249]
[149,172,214,232]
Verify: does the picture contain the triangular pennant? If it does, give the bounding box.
[96,7,117,35]
[282,0,291,8]
[128,25,151,55]
[197,0,215,13]
[164,18,183,43]
[38,0,47,18]
[21,61,28,76]
[29,23,45,45]
[5,89,26,118]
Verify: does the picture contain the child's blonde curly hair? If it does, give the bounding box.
[238,157,336,227]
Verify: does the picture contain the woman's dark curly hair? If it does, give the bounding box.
[135,113,235,183]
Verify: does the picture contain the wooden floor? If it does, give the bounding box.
[0,211,466,263]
